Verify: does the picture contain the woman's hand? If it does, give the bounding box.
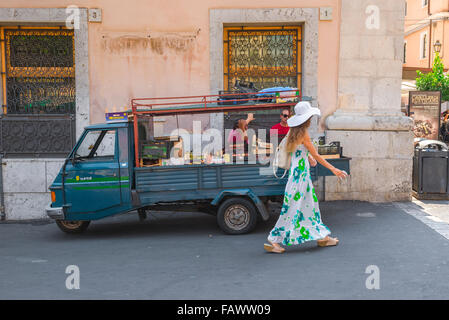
[308,154,317,167]
[303,131,347,179]
[332,168,348,180]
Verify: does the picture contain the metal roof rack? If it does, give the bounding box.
[131,90,307,116]
[130,90,307,167]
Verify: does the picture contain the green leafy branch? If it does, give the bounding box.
[416,52,449,101]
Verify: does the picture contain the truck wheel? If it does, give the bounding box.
[217,198,258,234]
[55,220,90,234]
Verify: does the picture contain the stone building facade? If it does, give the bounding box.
[0,0,412,220]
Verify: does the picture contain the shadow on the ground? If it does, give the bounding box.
[45,211,277,241]
[42,200,378,241]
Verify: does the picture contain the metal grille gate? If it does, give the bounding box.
[0,28,76,158]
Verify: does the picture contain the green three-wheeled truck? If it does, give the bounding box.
[46,92,351,234]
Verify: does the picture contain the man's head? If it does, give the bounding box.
[280,109,290,125]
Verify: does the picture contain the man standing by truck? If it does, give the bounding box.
[270,109,290,141]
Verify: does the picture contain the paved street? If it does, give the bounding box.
[1,200,449,300]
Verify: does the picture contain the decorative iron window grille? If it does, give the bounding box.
[0,28,76,157]
[0,115,75,157]
[224,27,302,91]
[3,28,75,115]
[223,27,302,135]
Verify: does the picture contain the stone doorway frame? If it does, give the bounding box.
[209,8,318,101]
[209,8,319,130]
[0,7,90,138]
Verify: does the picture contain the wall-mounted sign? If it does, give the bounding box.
[408,91,442,140]
[88,8,102,22]
[320,7,333,21]
[106,111,128,122]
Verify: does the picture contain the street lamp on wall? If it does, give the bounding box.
[434,40,442,53]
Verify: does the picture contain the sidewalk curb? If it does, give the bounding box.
[394,202,449,241]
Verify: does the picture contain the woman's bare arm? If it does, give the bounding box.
[246,113,255,125]
[308,154,317,167]
[302,131,347,178]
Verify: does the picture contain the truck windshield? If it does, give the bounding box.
[75,130,116,160]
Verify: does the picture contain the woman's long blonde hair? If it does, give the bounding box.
[286,118,311,153]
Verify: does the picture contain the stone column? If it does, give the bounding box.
[325,0,414,202]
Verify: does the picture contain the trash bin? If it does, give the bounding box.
[412,140,449,200]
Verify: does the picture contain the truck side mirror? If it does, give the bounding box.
[70,155,82,165]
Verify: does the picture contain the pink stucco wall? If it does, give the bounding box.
[404,25,432,69]
[404,0,449,70]
[1,0,341,130]
[404,0,449,23]
[405,0,430,24]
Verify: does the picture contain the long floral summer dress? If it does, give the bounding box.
[268,144,331,246]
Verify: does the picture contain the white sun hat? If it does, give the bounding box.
[287,101,321,127]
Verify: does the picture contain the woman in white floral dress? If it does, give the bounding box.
[264,102,348,253]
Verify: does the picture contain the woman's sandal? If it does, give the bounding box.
[264,243,285,253]
[317,236,339,247]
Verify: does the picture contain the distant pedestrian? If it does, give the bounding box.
[264,102,348,253]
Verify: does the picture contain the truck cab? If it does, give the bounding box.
[47,122,135,232]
